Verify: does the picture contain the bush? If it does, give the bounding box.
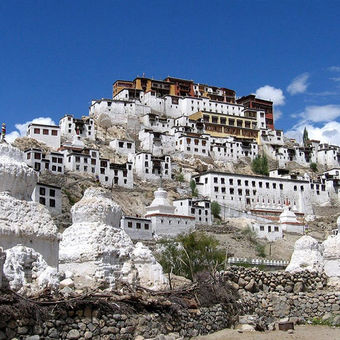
[256,244,266,258]
[157,232,226,281]
[190,179,198,197]
[211,201,221,219]
[310,162,318,172]
[176,172,184,182]
[251,155,269,176]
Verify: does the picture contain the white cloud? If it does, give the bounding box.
[6,117,56,144]
[300,105,340,122]
[330,77,340,82]
[255,85,285,106]
[287,73,309,95]
[274,109,282,121]
[328,66,340,72]
[286,121,340,146]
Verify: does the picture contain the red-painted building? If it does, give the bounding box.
[237,95,274,130]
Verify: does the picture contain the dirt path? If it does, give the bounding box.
[192,325,340,340]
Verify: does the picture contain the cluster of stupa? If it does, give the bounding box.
[0,136,167,292]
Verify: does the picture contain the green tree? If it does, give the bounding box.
[310,162,318,172]
[190,179,198,197]
[211,201,221,219]
[157,232,226,281]
[251,155,269,176]
[303,127,309,146]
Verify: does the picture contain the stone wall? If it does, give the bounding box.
[241,290,340,321]
[224,266,328,293]
[0,303,232,340]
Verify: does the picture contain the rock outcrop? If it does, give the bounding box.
[59,187,167,290]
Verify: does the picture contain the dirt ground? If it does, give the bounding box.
[193,325,340,340]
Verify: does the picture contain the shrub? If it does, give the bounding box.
[310,162,318,172]
[211,201,221,219]
[251,155,269,176]
[176,172,184,182]
[190,179,198,197]
[157,232,226,281]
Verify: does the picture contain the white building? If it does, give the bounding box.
[252,222,282,241]
[109,139,135,156]
[173,198,212,225]
[59,114,95,141]
[317,144,340,168]
[138,129,175,156]
[27,123,61,149]
[98,161,134,189]
[89,98,151,125]
[121,216,153,241]
[62,147,133,189]
[24,148,64,174]
[210,137,258,162]
[133,152,172,181]
[32,183,62,216]
[175,133,210,157]
[62,148,100,176]
[193,171,330,216]
[145,188,195,237]
[141,113,174,133]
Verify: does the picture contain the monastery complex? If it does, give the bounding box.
[0,75,340,338]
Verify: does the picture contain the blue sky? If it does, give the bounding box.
[1,0,340,144]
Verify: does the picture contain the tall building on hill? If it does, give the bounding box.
[237,95,274,130]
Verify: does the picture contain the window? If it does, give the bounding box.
[229,179,233,185]
[34,128,40,134]
[237,179,241,186]
[214,177,218,183]
[136,223,141,229]
[280,184,283,190]
[214,186,219,192]
[52,165,56,171]
[128,222,132,228]
[39,197,46,205]
[259,182,263,188]
[43,129,49,135]
[51,130,58,136]
[49,199,55,208]
[34,153,41,160]
[58,158,63,164]
[75,157,80,163]
[266,183,269,189]
[50,189,55,197]
[27,153,31,160]
[274,226,279,232]
[260,226,264,231]
[39,187,46,196]
[145,224,149,230]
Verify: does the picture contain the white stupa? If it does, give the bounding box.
[145,187,175,215]
[0,142,59,267]
[59,187,167,290]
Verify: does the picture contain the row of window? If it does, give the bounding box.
[127,221,150,230]
[259,225,280,232]
[32,128,58,136]
[208,177,288,190]
[39,197,56,208]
